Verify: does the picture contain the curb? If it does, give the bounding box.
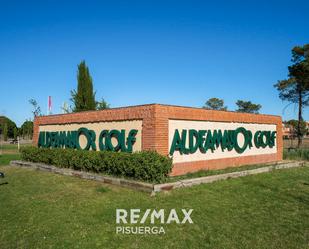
[10,160,306,194]
[154,161,305,192]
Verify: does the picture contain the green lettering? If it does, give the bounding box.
[170,130,183,155]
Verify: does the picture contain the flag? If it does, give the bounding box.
[48,96,52,115]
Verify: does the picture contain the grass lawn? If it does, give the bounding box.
[284,148,309,161]
[0,144,20,150]
[0,164,308,249]
[0,143,25,167]
[168,162,286,182]
[0,154,21,166]
[0,143,31,150]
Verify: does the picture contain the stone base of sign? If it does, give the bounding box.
[154,161,305,192]
[10,160,305,194]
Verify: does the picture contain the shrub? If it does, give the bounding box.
[20,147,173,183]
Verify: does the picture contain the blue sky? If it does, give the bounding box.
[0,0,308,126]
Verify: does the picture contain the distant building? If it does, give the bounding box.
[282,121,309,139]
[282,123,293,139]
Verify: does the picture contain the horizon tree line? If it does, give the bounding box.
[203,98,262,114]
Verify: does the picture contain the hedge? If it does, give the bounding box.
[20,147,173,183]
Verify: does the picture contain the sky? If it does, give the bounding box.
[0,0,308,126]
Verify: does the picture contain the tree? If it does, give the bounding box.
[96,98,110,110]
[21,120,33,139]
[71,60,96,112]
[235,100,261,114]
[61,102,72,114]
[29,99,42,118]
[13,127,18,140]
[203,98,227,111]
[286,119,308,139]
[274,44,309,147]
[3,123,8,141]
[0,116,18,139]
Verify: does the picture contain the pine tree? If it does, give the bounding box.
[274,44,309,147]
[203,98,227,110]
[235,100,261,114]
[71,60,96,112]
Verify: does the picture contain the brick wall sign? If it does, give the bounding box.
[33,104,282,176]
[169,120,277,163]
[38,121,142,152]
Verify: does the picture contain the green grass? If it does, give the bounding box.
[0,143,31,151]
[0,144,20,150]
[284,148,309,161]
[0,154,20,166]
[0,164,308,249]
[168,163,279,182]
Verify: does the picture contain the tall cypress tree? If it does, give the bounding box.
[71,60,96,112]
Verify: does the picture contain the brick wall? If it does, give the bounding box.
[153,105,282,176]
[34,104,283,176]
[33,104,157,152]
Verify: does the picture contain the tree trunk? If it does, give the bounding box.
[297,89,303,148]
